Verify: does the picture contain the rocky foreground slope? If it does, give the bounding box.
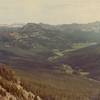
[0,64,42,100]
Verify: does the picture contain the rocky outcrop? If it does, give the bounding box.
[0,64,42,100]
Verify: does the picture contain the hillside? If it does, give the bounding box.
[54,44,100,80]
[1,64,100,100]
[15,63,100,100]
[0,22,100,100]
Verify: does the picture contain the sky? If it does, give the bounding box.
[0,0,100,24]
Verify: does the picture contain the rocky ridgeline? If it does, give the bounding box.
[0,64,42,100]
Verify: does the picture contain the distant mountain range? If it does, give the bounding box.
[1,21,100,50]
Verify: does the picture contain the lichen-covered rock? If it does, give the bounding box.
[28,92,35,99]
[37,96,42,100]
[34,96,42,100]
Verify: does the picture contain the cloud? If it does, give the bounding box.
[0,0,100,24]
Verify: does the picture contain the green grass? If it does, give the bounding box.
[48,42,97,61]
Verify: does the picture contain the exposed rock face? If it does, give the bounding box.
[0,64,42,100]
